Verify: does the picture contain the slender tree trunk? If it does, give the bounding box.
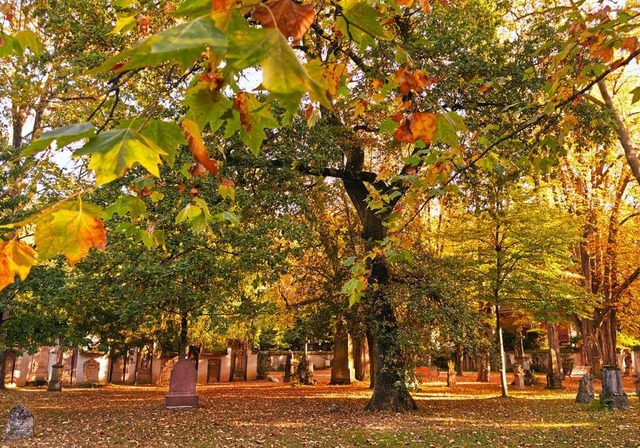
[546,324,564,389]
[496,305,508,398]
[0,349,6,389]
[178,314,188,360]
[366,330,375,389]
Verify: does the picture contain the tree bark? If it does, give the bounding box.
[596,81,640,186]
[178,314,188,360]
[455,344,464,376]
[342,172,416,411]
[496,305,508,398]
[546,324,564,389]
[598,310,618,367]
[0,349,6,389]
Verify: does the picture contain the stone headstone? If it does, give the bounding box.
[5,405,34,440]
[513,364,525,388]
[164,359,198,408]
[575,373,594,404]
[48,364,63,391]
[267,376,280,383]
[524,370,536,386]
[600,366,629,410]
[546,349,564,389]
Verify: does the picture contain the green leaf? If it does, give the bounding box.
[630,86,640,105]
[226,15,330,112]
[218,183,235,201]
[174,0,211,18]
[23,122,96,157]
[13,30,44,56]
[75,128,168,185]
[433,113,465,148]
[139,120,185,167]
[106,195,147,219]
[379,119,398,134]
[149,191,165,203]
[336,0,388,48]
[0,34,16,58]
[110,15,136,35]
[183,86,232,131]
[95,17,227,72]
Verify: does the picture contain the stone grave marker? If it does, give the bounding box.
[5,405,34,441]
[164,359,199,408]
[446,360,456,387]
[513,364,525,388]
[575,373,594,404]
[600,366,629,410]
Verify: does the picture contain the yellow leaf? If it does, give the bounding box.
[35,201,107,265]
[0,239,37,291]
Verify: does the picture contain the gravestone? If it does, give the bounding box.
[635,373,640,398]
[600,366,629,410]
[330,320,353,385]
[48,364,63,391]
[524,370,536,386]
[164,359,198,408]
[5,405,33,440]
[83,359,100,383]
[513,364,525,388]
[575,373,594,404]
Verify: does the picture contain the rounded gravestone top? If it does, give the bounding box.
[168,359,197,395]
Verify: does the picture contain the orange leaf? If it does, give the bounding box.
[0,239,37,291]
[417,0,431,14]
[233,92,252,132]
[591,45,613,63]
[621,36,637,53]
[393,112,437,144]
[252,0,315,43]
[397,0,414,6]
[395,67,440,95]
[182,119,218,175]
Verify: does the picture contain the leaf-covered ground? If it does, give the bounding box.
[1,370,639,447]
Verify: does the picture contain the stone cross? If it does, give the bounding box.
[5,405,34,440]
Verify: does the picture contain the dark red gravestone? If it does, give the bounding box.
[164,359,199,408]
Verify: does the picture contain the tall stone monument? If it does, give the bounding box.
[600,366,628,410]
[164,359,198,408]
[575,373,594,404]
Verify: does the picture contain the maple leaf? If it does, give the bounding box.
[0,239,37,291]
[75,128,168,186]
[252,0,315,43]
[395,67,441,95]
[393,112,437,144]
[35,201,107,265]
[182,119,219,175]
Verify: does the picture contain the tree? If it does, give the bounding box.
[2,0,639,412]
[452,174,583,396]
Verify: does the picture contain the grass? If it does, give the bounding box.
[0,371,638,447]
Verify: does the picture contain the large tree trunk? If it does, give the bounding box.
[598,309,618,367]
[342,172,416,411]
[364,255,416,412]
[353,333,370,382]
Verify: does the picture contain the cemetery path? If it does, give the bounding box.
[0,370,639,447]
